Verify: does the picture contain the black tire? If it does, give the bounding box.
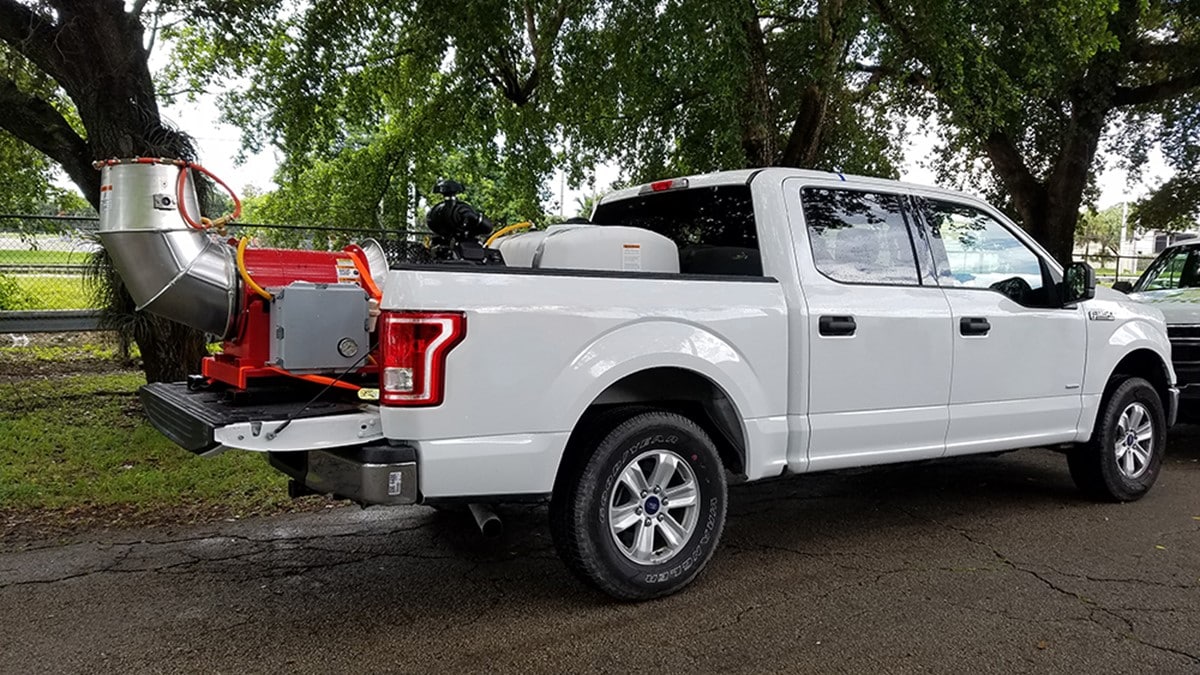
[1068,377,1166,502]
[550,410,728,601]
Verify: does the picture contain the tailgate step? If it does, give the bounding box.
[139,382,364,453]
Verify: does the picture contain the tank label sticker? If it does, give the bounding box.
[622,243,642,271]
[335,257,360,284]
[387,471,404,496]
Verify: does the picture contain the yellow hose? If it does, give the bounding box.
[485,221,534,247]
[237,237,273,301]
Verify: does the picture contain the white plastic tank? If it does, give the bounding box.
[497,225,679,273]
[495,224,589,268]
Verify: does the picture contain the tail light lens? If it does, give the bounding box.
[379,311,465,406]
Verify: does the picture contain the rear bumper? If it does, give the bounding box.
[141,381,411,505]
[1167,386,1180,427]
[270,445,419,505]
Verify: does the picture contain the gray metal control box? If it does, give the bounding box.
[268,281,370,374]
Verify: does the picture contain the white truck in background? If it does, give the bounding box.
[114,166,1176,600]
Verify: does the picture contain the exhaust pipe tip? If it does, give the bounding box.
[467,503,503,538]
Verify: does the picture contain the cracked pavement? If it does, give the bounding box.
[2,433,1198,674]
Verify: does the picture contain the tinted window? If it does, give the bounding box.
[1138,248,1200,291]
[923,199,1049,306]
[593,186,761,276]
[801,188,920,285]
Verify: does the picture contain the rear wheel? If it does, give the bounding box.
[551,410,727,601]
[1069,377,1166,502]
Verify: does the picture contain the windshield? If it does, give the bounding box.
[1134,247,1200,292]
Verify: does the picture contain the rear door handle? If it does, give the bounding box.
[819,315,857,336]
[960,317,991,336]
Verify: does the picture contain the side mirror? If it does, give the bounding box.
[1062,261,1096,305]
[1111,280,1133,294]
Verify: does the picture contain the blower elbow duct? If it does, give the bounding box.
[96,161,239,339]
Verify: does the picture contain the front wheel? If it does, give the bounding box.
[1068,377,1166,502]
[551,410,728,601]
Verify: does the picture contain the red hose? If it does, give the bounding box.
[176,161,242,231]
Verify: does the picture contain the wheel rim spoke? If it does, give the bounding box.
[632,520,655,561]
[656,514,688,549]
[663,482,697,508]
[610,503,641,533]
[1129,405,1145,431]
[1135,422,1153,444]
[648,452,678,489]
[619,463,649,495]
[1130,443,1150,467]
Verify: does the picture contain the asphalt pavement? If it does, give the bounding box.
[2,433,1198,674]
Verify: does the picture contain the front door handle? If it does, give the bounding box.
[960,317,991,336]
[819,315,857,336]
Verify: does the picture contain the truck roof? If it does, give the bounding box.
[1158,238,1200,253]
[597,167,983,206]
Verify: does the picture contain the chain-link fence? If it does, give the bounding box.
[0,214,433,319]
[0,215,101,314]
[1073,251,1159,286]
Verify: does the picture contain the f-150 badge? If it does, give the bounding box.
[1088,309,1115,321]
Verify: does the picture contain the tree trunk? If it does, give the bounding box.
[779,0,849,169]
[737,2,776,166]
[780,84,828,167]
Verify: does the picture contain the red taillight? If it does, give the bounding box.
[379,311,465,406]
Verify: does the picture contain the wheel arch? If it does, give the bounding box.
[1106,348,1173,413]
[557,367,750,487]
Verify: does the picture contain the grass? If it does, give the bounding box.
[0,248,91,265]
[0,343,119,362]
[8,275,95,309]
[0,371,310,533]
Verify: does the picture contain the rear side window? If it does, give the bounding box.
[591,186,762,276]
[801,188,920,285]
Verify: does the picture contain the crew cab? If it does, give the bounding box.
[134,168,1178,601]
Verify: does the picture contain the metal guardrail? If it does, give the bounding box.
[0,264,90,275]
[0,309,101,333]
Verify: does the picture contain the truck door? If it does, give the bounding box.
[789,184,954,471]
[913,197,1087,454]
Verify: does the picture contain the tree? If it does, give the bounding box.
[0,131,54,213]
[1076,204,1124,257]
[0,0,208,382]
[165,0,560,229]
[561,0,900,180]
[867,0,1200,264]
[165,0,903,230]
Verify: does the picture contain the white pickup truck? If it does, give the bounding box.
[118,167,1177,600]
